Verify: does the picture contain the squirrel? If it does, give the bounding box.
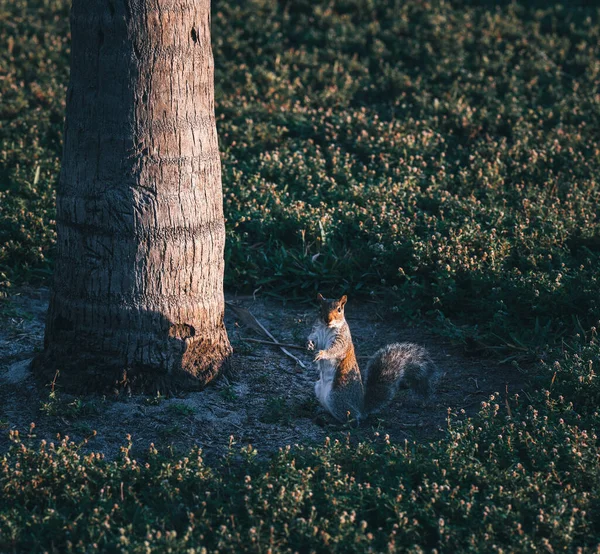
[307,293,438,423]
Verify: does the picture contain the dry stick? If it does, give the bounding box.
[226,302,307,370]
[241,337,308,351]
[242,337,372,361]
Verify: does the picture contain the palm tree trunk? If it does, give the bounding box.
[35,0,231,391]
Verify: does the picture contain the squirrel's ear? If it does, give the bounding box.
[317,293,326,303]
[340,295,348,307]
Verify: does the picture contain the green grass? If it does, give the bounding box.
[39,391,99,419]
[2,336,600,551]
[2,0,600,350]
[165,402,197,417]
[261,395,292,425]
[215,0,600,352]
[3,0,600,551]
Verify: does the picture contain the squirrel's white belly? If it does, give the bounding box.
[312,324,335,350]
[311,322,337,411]
[315,359,335,409]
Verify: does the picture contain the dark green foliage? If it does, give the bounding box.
[214,0,600,348]
[166,402,197,417]
[2,338,600,552]
[0,0,68,287]
[261,396,292,425]
[3,1,600,551]
[2,0,600,348]
[40,391,99,419]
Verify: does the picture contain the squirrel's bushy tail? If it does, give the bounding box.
[363,343,438,414]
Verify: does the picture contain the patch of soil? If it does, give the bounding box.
[0,288,527,461]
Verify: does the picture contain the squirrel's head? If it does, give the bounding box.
[317,293,348,327]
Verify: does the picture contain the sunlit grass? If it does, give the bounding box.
[2,1,600,550]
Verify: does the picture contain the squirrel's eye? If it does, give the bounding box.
[337,307,342,313]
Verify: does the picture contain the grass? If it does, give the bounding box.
[2,337,600,551]
[2,0,600,551]
[39,392,99,419]
[214,0,600,353]
[261,396,292,425]
[165,402,197,417]
[219,384,239,402]
[2,0,600,351]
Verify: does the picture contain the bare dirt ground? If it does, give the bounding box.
[0,288,527,461]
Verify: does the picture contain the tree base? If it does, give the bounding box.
[32,337,233,395]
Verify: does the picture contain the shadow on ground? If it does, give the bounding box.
[0,288,527,461]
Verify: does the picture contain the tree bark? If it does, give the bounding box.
[34,0,232,391]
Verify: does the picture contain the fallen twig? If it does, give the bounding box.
[241,337,372,361]
[226,302,307,370]
[241,337,307,351]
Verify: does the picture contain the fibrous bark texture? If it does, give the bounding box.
[36,0,232,390]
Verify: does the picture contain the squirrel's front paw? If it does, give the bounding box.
[314,350,327,362]
[306,340,315,351]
